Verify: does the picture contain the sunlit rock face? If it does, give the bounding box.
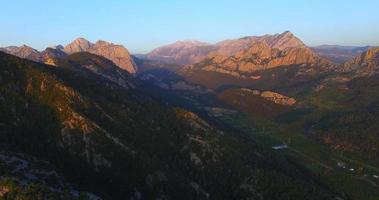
[64,38,137,73]
[0,45,42,62]
[147,31,309,65]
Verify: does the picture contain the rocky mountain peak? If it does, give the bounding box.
[280,30,294,37]
[263,31,306,50]
[64,37,93,54]
[147,31,310,65]
[343,47,379,75]
[192,40,328,76]
[88,40,137,73]
[0,45,42,62]
[41,46,68,65]
[62,38,137,73]
[350,47,379,65]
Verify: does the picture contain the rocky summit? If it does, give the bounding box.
[64,37,94,54]
[86,40,137,73]
[0,45,42,62]
[63,38,137,73]
[342,47,379,75]
[147,31,308,65]
[187,40,330,76]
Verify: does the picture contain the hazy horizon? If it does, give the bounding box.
[1,0,378,53]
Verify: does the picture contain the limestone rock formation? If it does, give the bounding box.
[342,47,379,76]
[0,45,42,62]
[87,40,137,73]
[64,38,137,73]
[240,88,296,106]
[147,31,308,65]
[64,37,94,54]
[260,91,296,106]
[41,45,68,65]
[195,41,328,74]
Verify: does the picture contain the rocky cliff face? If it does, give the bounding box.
[189,41,329,75]
[147,31,308,65]
[342,47,379,76]
[63,38,94,54]
[63,39,137,73]
[216,31,307,56]
[0,38,138,74]
[0,45,42,62]
[87,40,137,73]
[41,45,68,65]
[238,88,296,106]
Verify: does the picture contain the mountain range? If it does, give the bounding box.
[147,31,308,65]
[0,38,137,74]
[1,31,379,200]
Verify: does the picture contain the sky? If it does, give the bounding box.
[0,0,378,53]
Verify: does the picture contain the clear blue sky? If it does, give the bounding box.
[1,0,378,53]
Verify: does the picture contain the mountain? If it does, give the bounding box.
[342,47,379,75]
[0,51,340,199]
[189,40,327,74]
[64,38,137,73]
[313,45,372,64]
[0,38,138,74]
[179,41,333,92]
[41,45,68,65]
[147,40,216,65]
[64,38,94,54]
[86,40,137,73]
[216,31,307,56]
[54,52,136,89]
[146,31,308,65]
[0,45,42,62]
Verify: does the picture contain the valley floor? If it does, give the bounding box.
[206,108,379,200]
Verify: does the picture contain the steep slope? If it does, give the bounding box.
[216,31,307,56]
[0,51,339,199]
[181,41,333,92]
[342,47,379,76]
[0,151,100,199]
[54,52,136,89]
[0,45,42,62]
[87,40,137,73]
[146,31,308,65]
[64,39,137,73]
[41,45,68,65]
[192,41,327,74]
[64,38,94,54]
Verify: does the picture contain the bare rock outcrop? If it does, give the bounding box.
[64,38,137,73]
[240,88,296,106]
[197,41,328,74]
[342,47,379,76]
[87,40,137,73]
[147,31,308,65]
[0,45,42,62]
[64,38,94,54]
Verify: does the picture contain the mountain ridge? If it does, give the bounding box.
[146,31,309,65]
